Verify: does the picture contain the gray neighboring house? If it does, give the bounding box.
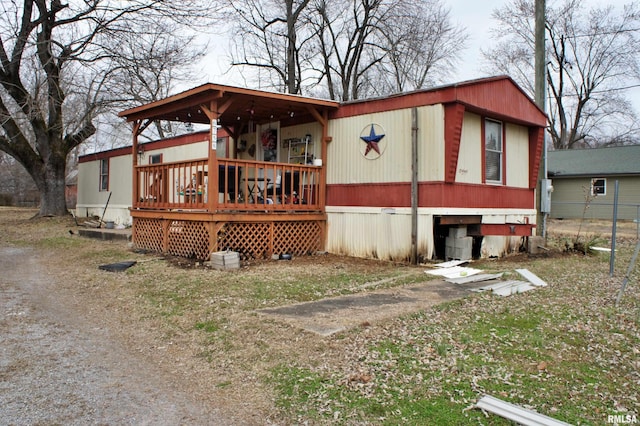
[547,145,640,221]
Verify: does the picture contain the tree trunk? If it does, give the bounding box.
[35,152,69,216]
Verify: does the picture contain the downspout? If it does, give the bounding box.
[410,107,419,265]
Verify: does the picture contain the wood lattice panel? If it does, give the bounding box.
[217,221,322,260]
[133,215,325,261]
[217,223,271,260]
[273,221,322,255]
[133,218,164,253]
[167,220,210,260]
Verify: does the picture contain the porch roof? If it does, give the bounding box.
[118,83,339,125]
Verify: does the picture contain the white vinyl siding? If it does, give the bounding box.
[326,105,445,185]
[505,123,530,188]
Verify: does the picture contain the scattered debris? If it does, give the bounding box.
[591,246,611,252]
[516,269,548,287]
[425,266,483,279]
[446,272,504,285]
[82,220,102,228]
[473,280,536,297]
[433,259,469,268]
[98,261,137,272]
[436,267,549,297]
[475,394,572,426]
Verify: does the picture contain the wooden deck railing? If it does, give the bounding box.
[134,158,322,212]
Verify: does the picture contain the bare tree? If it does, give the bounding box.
[308,0,387,101]
[309,0,467,100]
[227,0,467,101]
[0,0,220,217]
[227,0,312,94]
[103,23,208,140]
[484,0,640,149]
[369,1,468,96]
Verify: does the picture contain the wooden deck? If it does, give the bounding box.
[131,158,326,260]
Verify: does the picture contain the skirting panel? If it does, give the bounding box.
[167,220,211,260]
[133,217,324,261]
[218,221,323,260]
[133,217,165,254]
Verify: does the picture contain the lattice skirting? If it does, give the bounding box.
[133,218,324,261]
[217,221,323,260]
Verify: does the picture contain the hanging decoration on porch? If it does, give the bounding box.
[261,128,278,150]
[359,123,386,159]
[261,127,278,162]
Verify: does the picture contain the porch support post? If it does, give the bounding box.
[131,120,141,206]
[307,105,330,208]
[319,109,329,208]
[202,101,220,213]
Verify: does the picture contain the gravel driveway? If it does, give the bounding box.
[0,246,230,425]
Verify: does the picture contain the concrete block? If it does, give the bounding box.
[208,251,240,270]
[448,226,468,238]
[445,236,473,261]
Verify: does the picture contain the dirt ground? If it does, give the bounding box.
[0,245,251,425]
[0,210,637,424]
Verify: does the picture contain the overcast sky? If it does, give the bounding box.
[200,1,638,105]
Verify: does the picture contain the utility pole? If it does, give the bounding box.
[535,0,548,237]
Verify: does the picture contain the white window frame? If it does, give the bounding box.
[99,158,109,191]
[591,178,606,196]
[484,119,503,184]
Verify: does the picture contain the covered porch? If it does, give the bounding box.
[119,84,339,260]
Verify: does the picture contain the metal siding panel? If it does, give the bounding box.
[327,110,411,185]
[455,113,482,184]
[505,123,530,188]
[158,141,208,162]
[327,106,444,185]
[77,162,99,206]
[418,105,445,181]
[109,155,133,205]
[326,210,434,261]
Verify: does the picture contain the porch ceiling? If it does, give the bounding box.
[119,83,339,126]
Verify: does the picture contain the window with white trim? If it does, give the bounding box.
[485,119,503,183]
[591,178,606,196]
[99,158,109,191]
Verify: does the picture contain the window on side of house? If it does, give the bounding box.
[99,158,109,191]
[484,119,503,183]
[591,178,606,196]
[149,153,162,164]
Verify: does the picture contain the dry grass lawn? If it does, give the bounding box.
[1,207,638,425]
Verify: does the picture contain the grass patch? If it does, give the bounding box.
[2,208,638,425]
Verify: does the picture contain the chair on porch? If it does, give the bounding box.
[218,165,241,202]
[267,171,300,204]
[146,171,166,202]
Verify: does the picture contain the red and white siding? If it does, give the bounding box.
[324,77,546,261]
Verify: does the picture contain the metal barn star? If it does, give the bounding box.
[360,124,385,156]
